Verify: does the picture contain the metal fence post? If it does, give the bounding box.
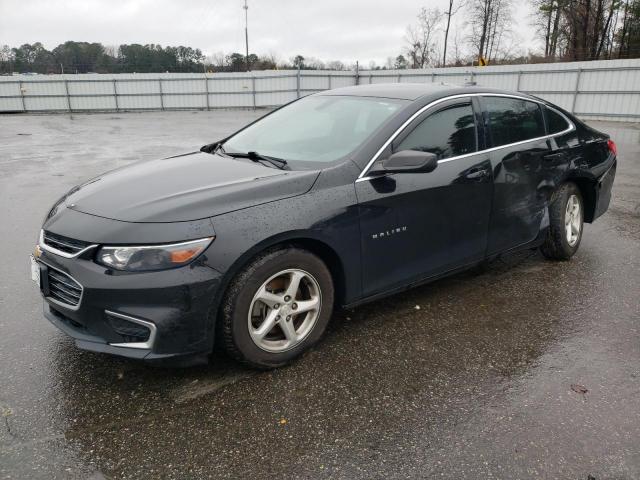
[18,80,26,112]
[328,74,332,90]
[204,75,210,110]
[113,79,119,112]
[158,78,164,110]
[470,70,475,85]
[397,73,401,84]
[252,76,256,109]
[516,70,522,92]
[431,72,436,83]
[64,78,71,112]
[296,67,301,98]
[369,73,373,84]
[571,68,582,114]
[355,62,360,85]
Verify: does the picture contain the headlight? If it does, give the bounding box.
[97,237,214,271]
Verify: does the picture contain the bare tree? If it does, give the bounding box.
[452,26,466,64]
[209,51,227,69]
[467,0,513,62]
[442,0,466,66]
[326,60,346,70]
[405,7,443,68]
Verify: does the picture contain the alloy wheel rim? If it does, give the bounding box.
[248,269,322,353]
[565,194,581,247]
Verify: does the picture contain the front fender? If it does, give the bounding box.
[205,182,362,312]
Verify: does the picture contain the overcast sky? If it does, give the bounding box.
[0,0,539,64]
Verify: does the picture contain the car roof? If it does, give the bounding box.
[319,82,538,103]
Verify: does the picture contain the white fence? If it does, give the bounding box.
[1,58,639,121]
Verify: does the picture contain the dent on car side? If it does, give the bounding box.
[36,84,616,364]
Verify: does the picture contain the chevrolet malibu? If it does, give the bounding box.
[32,84,617,368]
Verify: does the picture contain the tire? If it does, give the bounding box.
[220,247,334,369]
[540,182,584,261]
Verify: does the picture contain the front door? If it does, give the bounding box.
[356,99,493,297]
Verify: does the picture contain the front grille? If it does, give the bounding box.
[107,314,151,343]
[47,268,82,307]
[43,231,91,255]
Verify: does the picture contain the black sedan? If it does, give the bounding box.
[32,83,617,368]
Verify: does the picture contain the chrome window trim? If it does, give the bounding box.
[356,92,575,182]
[106,310,158,350]
[38,260,84,311]
[39,229,98,259]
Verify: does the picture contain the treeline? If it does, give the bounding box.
[0,42,206,74]
[0,42,349,75]
[534,0,640,60]
[399,0,640,68]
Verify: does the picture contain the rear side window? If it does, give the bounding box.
[396,103,476,160]
[545,106,570,134]
[484,97,545,147]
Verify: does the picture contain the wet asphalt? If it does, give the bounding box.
[0,111,639,480]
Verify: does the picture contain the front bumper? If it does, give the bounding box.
[37,246,224,362]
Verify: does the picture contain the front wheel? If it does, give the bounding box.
[541,182,584,260]
[220,248,334,368]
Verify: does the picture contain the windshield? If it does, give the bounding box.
[223,95,407,164]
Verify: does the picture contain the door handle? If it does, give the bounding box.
[466,169,489,180]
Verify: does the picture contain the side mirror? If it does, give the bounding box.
[372,150,438,174]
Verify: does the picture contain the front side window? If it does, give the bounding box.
[545,106,570,134]
[395,103,476,160]
[223,95,407,165]
[484,97,545,147]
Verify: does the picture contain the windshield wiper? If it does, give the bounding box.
[226,151,289,170]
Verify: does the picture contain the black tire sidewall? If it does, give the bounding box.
[559,183,584,255]
[543,182,584,259]
[222,249,334,368]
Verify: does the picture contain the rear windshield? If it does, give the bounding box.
[223,95,407,164]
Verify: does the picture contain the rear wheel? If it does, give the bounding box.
[220,248,334,368]
[541,182,584,260]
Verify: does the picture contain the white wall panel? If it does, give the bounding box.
[1,59,638,121]
[210,78,252,93]
[162,94,207,109]
[256,91,297,107]
[209,93,252,108]
[301,75,330,90]
[0,97,23,110]
[21,81,66,96]
[116,80,160,94]
[70,95,116,110]
[0,81,21,96]
[24,96,67,110]
[116,95,162,109]
[162,79,205,94]
[68,80,113,95]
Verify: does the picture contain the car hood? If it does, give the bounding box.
[63,152,320,222]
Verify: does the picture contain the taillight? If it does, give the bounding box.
[607,139,617,156]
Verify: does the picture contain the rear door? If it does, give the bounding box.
[481,96,555,255]
[356,98,494,296]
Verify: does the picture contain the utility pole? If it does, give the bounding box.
[244,0,250,72]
